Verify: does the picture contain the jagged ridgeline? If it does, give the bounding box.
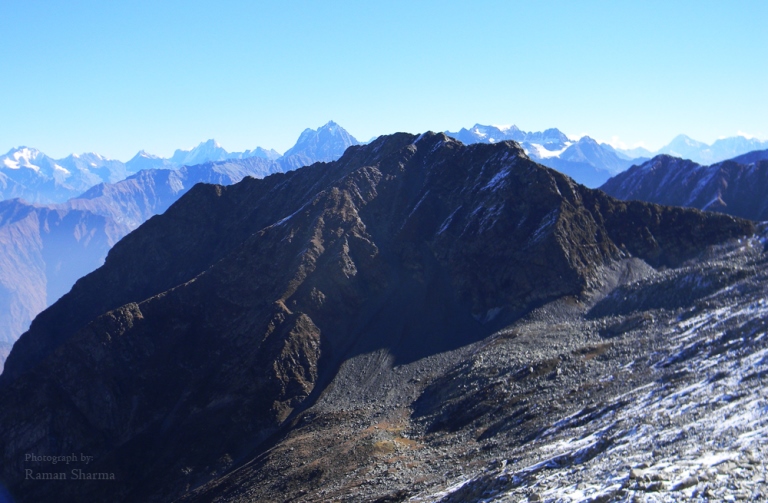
[0,132,754,502]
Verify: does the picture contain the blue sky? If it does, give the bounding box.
[1,0,766,160]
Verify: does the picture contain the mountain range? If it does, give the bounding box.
[447,124,768,188]
[0,121,356,204]
[0,148,139,204]
[0,122,358,369]
[0,131,757,502]
[600,150,768,222]
[445,124,646,187]
[652,134,768,165]
[6,122,764,205]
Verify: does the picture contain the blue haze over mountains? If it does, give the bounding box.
[0,122,359,368]
[1,119,767,371]
[445,124,768,188]
[0,130,761,503]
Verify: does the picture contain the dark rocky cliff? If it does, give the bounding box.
[0,133,754,502]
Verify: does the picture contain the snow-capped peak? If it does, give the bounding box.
[2,147,46,170]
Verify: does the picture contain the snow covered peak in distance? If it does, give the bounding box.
[169,139,231,167]
[446,124,571,152]
[125,150,176,173]
[2,147,51,171]
[280,121,360,169]
[239,146,281,161]
[445,124,641,188]
[617,134,768,166]
[657,134,709,160]
[0,147,119,203]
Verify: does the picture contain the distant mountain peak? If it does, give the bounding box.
[444,124,629,187]
[281,121,359,167]
[129,150,161,161]
[577,136,599,145]
[669,133,705,146]
[201,138,222,148]
[7,146,42,158]
[170,139,230,166]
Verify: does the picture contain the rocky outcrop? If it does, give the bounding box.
[0,133,754,502]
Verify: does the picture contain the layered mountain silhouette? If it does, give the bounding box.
[600,151,768,221]
[0,148,138,204]
[0,121,357,204]
[0,132,753,502]
[0,123,358,368]
[540,136,643,187]
[0,158,278,369]
[447,125,768,188]
[445,124,644,187]
[655,134,768,165]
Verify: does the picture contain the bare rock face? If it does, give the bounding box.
[0,132,754,502]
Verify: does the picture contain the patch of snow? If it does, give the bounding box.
[482,168,509,191]
[2,158,20,169]
[437,206,462,235]
[527,209,559,245]
[528,142,569,158]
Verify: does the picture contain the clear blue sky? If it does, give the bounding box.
[1,0,766,160]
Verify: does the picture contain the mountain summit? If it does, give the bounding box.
[169,139,230,166]
[0,122,362,367]
[0,131,754,502]
[280,120,359,169]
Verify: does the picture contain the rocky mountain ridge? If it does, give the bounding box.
[0,157,282,370]
[0,123,357,369]
[0,132,756,502]
[600,152,768,222]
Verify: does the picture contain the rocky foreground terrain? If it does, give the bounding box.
[0,133,763,502]
[180,231,768,503]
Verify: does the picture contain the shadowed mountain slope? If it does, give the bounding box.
[600,153,768,221]
[0,157,280,368]
[0,125,360,367]
[0,133,754,502]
